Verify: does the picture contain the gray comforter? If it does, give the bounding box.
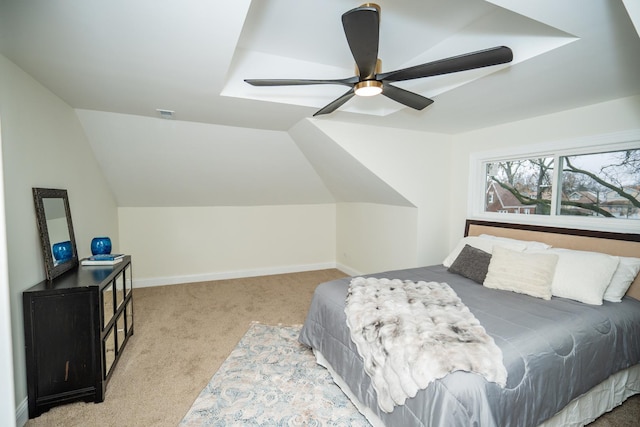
[298,265,640,427]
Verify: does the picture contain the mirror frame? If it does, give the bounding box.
[33,188,78,282]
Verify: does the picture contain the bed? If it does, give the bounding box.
[299,220,640,427]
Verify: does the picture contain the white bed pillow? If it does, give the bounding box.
[545,248,620,305]
[483,246,559,300]
[603,256,640,302]
[479,234,552,251]
[442,236,527,268]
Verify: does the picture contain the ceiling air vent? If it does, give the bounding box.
[156,109,175,119]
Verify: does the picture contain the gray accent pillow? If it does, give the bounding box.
[448,244,492,284]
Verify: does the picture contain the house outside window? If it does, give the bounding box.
[485,157,554,216]
[470,131,640,232]
[559,151,639,219]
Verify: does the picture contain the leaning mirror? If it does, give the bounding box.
[33,188,78,282]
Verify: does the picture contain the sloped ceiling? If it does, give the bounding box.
[1,0,639,207]
[75,109,336,206]
[289,120,413,206]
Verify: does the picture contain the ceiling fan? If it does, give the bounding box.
[245,3,513,116]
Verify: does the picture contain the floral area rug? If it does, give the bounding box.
[179,323,370,426]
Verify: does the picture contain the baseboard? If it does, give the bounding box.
[132,262,347,288]
[16,397,27,427]
[335,263,362,277]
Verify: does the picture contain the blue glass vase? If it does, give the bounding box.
[91,237,112,255]
[52,240,72,262]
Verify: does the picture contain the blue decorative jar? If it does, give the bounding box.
[91,237,112,255]
[52,241,72,262]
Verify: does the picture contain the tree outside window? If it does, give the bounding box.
[484,149,640,220]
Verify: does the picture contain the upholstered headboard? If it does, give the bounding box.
[464,219,640,301]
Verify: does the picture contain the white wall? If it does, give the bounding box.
[314,121,453,266]
[0,54,119,422]
[118,204,336,286]
[448,95,640,249]
[336,203,418,275]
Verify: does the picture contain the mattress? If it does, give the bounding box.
[298,265,640,427]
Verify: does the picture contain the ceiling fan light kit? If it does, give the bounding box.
[245,3,513,116]
[355,80,383,97]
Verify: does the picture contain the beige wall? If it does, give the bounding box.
[0,54,119,416]
[336,203,418,274]
[118,204,336,286]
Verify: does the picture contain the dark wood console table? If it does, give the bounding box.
[23,256,133,418]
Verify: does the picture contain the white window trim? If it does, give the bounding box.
[467,129,640,233]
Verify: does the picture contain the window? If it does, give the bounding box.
[559,150,639,219]
[471,131,640,231]
[484,150,639,220]
[485,157,554,216]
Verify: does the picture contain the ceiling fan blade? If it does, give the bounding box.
[378,46,513,82]
[313,88,355,116]
[382,83,434,110]
[245,77,357,87]
[342,5,380,79]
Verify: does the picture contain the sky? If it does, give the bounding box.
[489,149,639,188]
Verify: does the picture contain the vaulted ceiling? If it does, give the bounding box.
[1,0,639,207]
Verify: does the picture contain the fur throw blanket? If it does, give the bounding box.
[345,277,507,413]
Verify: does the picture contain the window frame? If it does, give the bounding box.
[467,130,640,233]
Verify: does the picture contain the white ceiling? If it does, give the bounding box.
[2,0,639,133]
[225,0,577,117]
[1,0,639,206]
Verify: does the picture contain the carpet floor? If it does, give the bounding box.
[23,269,639,426]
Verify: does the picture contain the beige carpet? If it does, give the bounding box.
[24,269,639,427]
